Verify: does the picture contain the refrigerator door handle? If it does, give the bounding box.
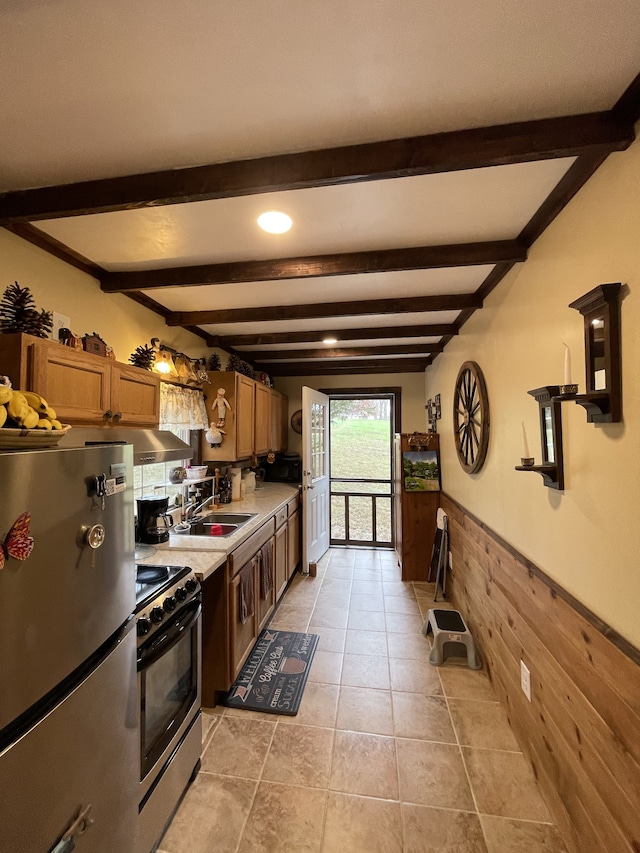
[50,803,94,852]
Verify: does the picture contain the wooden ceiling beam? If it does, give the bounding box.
[249,342,444,360]
[0,111,633,223]
[100,240,525,292]
[265,358,431,376]
[167,293,481,326]
[218,323,457,346]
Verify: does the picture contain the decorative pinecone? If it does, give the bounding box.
[207,352,221,371]
[225,353,243,373]
[129,342,156,370]
[0,282,53,338]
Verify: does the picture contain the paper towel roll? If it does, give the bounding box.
[230,467,242,501]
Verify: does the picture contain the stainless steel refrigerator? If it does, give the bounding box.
[0,443,138,853]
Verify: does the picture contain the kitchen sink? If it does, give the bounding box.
[173,512,258,537]
[185,521,238,537]
[198,512,258,525]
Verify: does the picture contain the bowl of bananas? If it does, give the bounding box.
[0,385,71,448]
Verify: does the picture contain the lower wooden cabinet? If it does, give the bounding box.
[287,508,300,580]
[274,521,288,600]
[200,496,302,704]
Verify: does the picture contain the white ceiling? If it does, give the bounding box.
[1,0,638,374]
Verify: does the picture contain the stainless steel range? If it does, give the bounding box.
[135,563,202,853]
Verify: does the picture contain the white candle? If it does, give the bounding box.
[563,343,572,386]
[521,422,530,458]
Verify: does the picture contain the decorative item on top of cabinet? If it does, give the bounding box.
[514,386,564,490]
[569,282,622,423]
[453,361,490,474]
[129,341,156,371]
[0,282,52,338]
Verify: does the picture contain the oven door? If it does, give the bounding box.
[138,597,202,788]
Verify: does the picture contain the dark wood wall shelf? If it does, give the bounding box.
[515,386,565,490]
[514,462,563,490]
[569,282,622,424]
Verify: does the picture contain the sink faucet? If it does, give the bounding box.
[183,494,218,522]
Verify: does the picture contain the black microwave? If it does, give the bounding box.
[263,454,302,484]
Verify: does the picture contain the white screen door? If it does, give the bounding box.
[302,386,330,573]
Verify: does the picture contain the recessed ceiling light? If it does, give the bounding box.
[257,211,292,234]
[322,336,338,345]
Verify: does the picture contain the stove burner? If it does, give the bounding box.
[137,566,170,585]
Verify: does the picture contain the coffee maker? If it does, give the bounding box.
[136,496,172,544]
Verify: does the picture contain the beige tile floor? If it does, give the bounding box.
[158,548,567,853]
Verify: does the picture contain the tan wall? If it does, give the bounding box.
[0,229,211,364]
[426,131,640,648]
[274,372,427,455]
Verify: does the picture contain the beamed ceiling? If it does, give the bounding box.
[1,1,639,376]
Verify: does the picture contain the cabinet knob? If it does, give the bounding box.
[112,411,122,421]
[104,409,113,420]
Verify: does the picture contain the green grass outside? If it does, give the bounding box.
[329,417,392,542]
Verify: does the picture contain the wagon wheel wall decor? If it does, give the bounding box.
[453,361,490,474]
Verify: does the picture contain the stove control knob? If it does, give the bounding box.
[175,586,187,602]
[163,595,176,613]
[185,578,197,593]
[150,606,164,624]
[137,617,151,636]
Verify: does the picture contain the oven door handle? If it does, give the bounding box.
[137,600,201,670]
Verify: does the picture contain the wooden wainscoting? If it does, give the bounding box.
[440,494,640,853]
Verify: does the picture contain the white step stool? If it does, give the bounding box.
[424,608,482,669]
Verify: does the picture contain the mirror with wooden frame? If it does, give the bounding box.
[515,386,564,490]
[569,282,622,423]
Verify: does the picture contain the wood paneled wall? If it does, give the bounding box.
[441,494,640,853]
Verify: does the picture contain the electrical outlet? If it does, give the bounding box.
[520,660,531,702]
[50,311,71,341]
[448,550,453,569]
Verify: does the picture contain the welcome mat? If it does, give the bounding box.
[222,629,319,716]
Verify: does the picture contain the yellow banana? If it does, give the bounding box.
[0,386,12,406]
[21,409,39,429]
[44,405,57,420]
[20,390,48,412]
[0,406,6,428]
[36,418,53,430]
[7,391,29,421]
[50,419,63,430]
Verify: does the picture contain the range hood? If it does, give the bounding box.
[59,427,194,465]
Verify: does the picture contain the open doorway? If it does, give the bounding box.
[328,392,397,548]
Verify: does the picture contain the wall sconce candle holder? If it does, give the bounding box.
[569,282,622,423]
[515,386,564,489]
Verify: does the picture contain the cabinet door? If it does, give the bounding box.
[269,389,282,452]
[254,382,271,455]
[257,539,276,631]
[229,567,258,680]
[274,523,288,600]
[287,509,300,580]
[236,375,255,459]
[110,363,160,427]
[31,341,111,425]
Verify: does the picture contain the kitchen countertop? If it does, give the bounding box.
[137,482,300,581]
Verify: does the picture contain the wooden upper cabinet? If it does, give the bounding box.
[110,363,161,427]
[236,375,255,459]
[202,371,255,462]
[254,382,271,456]
[0,333,160,428]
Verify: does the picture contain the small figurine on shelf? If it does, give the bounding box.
[212,387,232,427]
[205,424,225,447]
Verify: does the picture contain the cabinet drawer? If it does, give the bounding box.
[228,517,275,576]
[274,506,287,530]
[287,494,300,515]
